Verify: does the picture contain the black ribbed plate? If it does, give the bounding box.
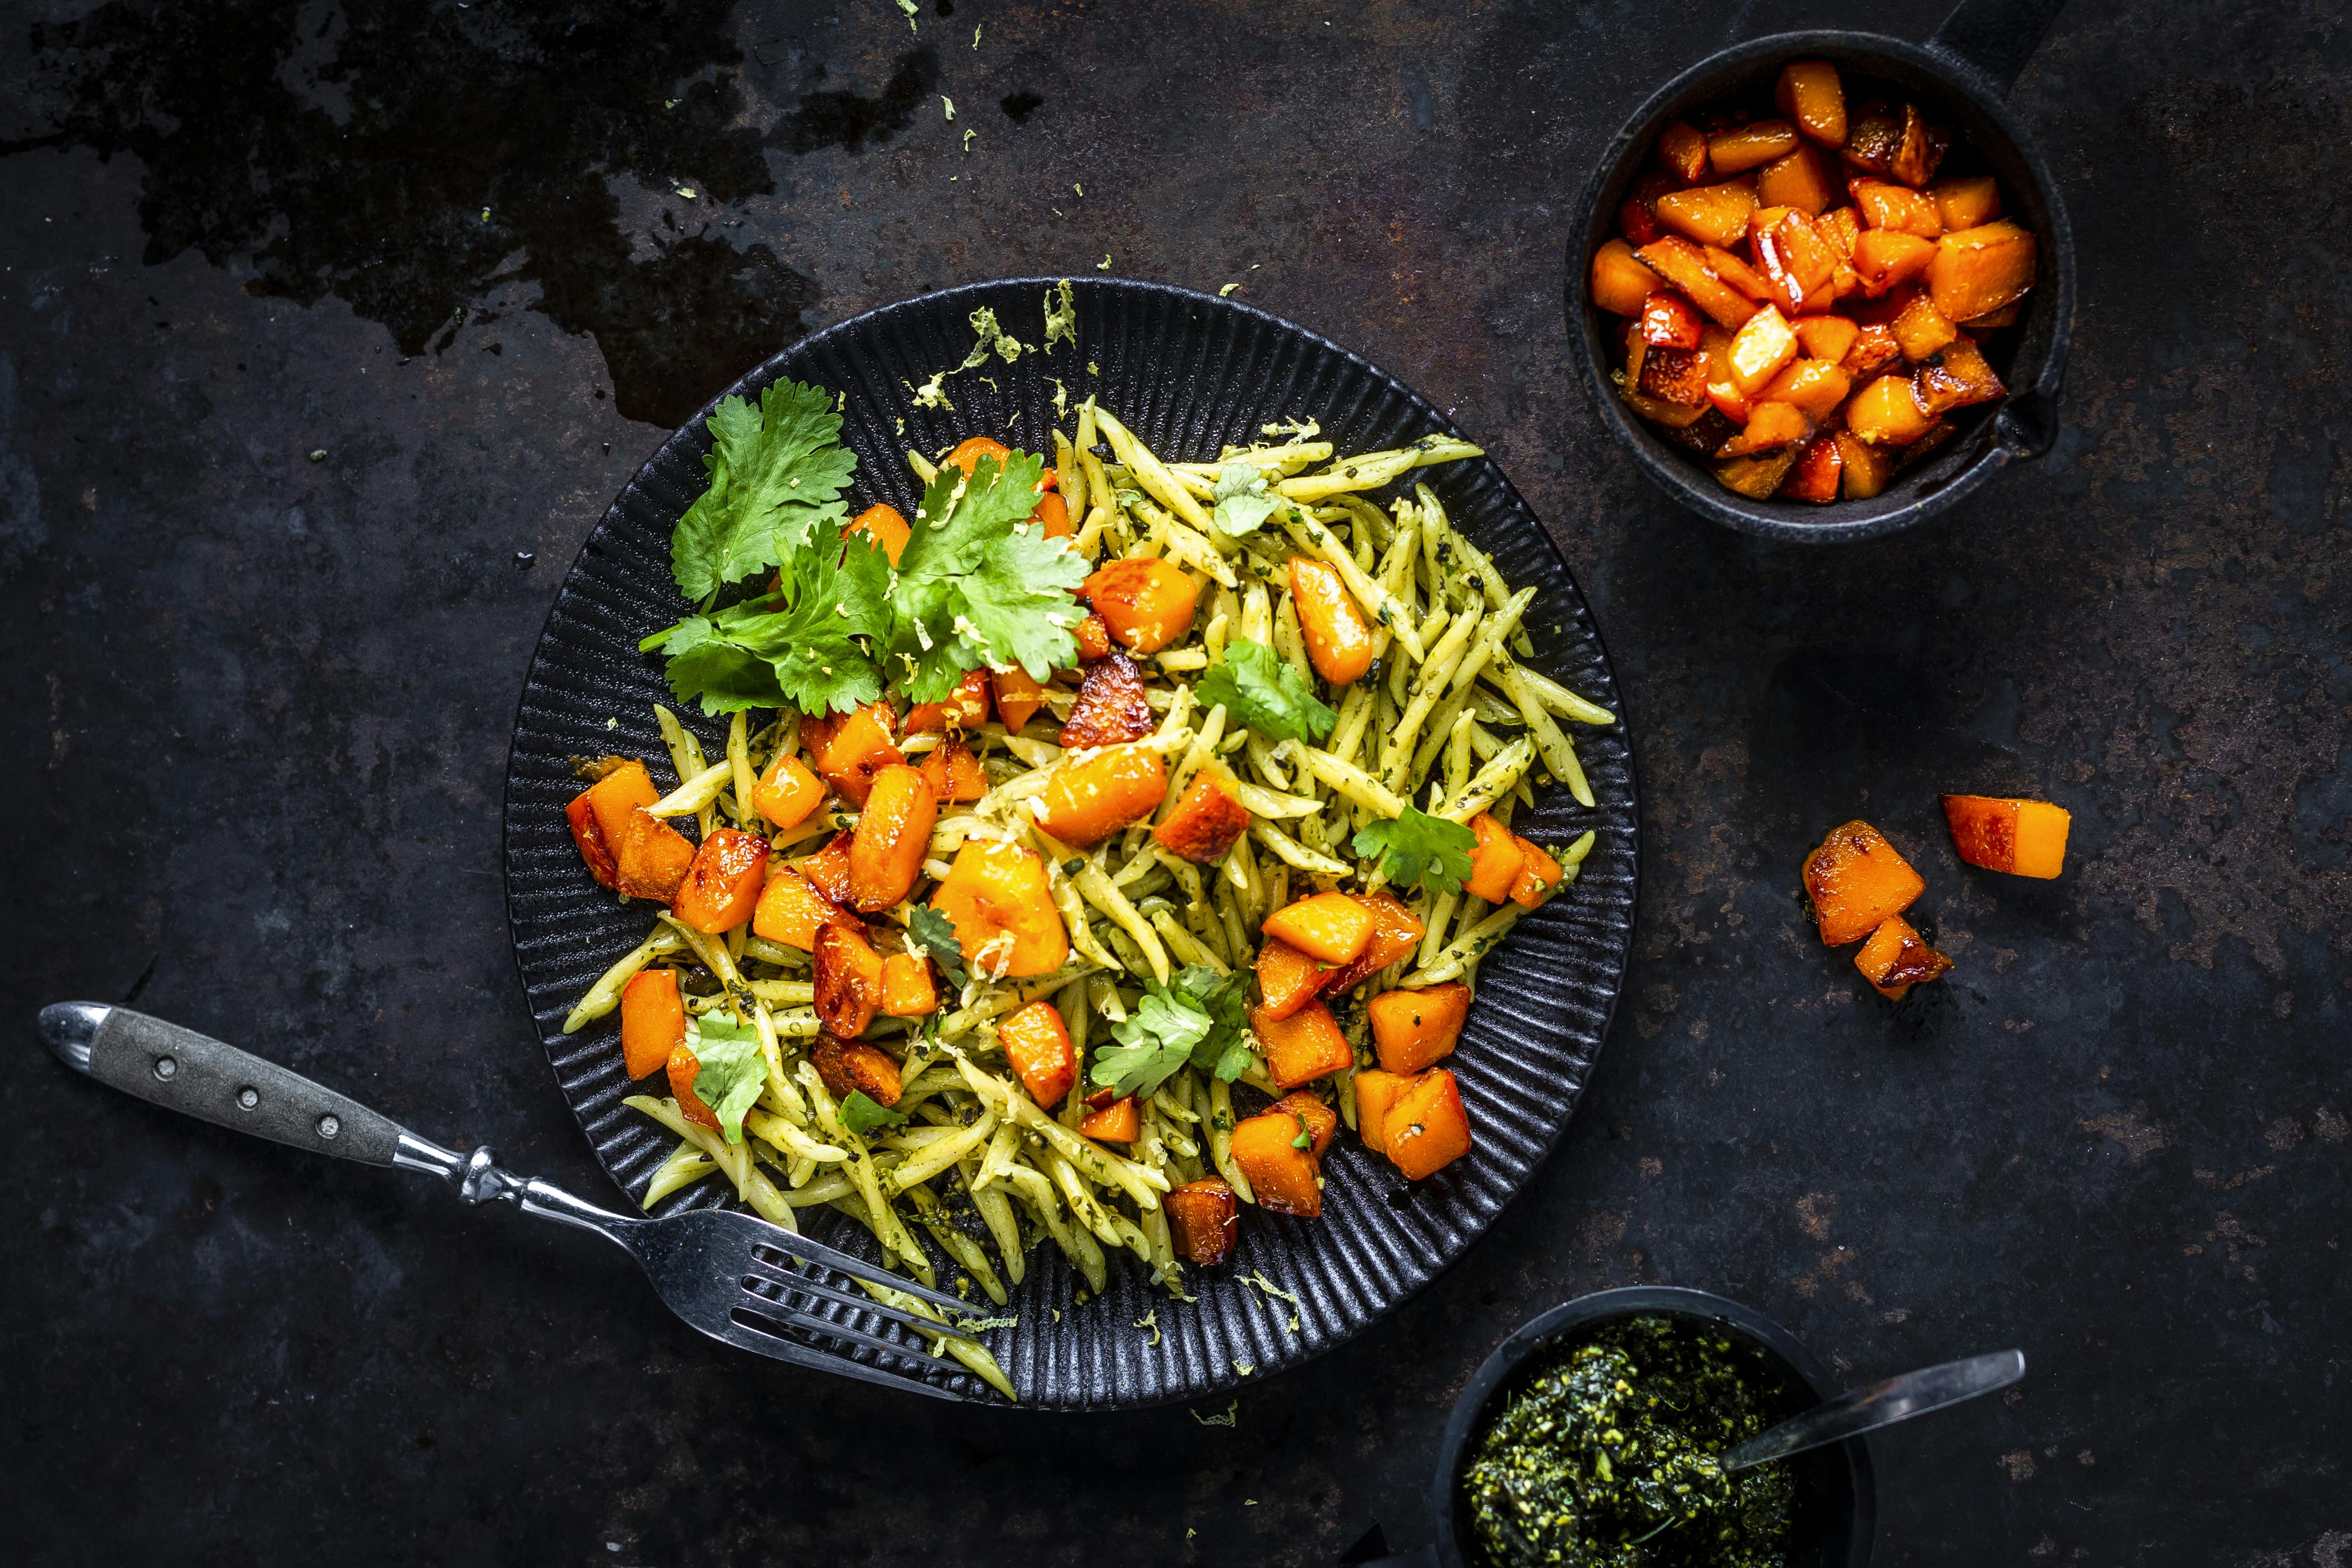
[501,278,1638,1411]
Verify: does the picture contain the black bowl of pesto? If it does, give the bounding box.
[1428,1288,1874,1568]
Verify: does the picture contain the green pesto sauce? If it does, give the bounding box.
[1461,1316,1797,1568]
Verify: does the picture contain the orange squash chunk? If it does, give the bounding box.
[1655,119,1710,183]
[1077,1095,1139,1143]
[806,701,903,807]
[1071,611,1114,664]
[1835,429,1897,499]
[879,953,938,1017]
[1323,890,1428,994]
[918,736,987,804]
[752,753,825,832]
[1591,239,1662,317]
[667,1043,722,1131]
[1030,489,1072,540]
[1846,374,1939,446]
[814,922,886,1039]
[1256,938,1337,1023]
[566,791,620,889]
[1725,305,1800,395]
[1508,836,1564,907]
[1272,1091,1338,1158]
[1840,322,1904,380]
[1654,179,1759,248]
[1852,228,1938,296]
[1889,103,1951,187]
[1931,175,2000,231]
[1059,651,1156,748]
[796,830,855,905]
[999,1000,1077,1107]
[1755,143,1836,215]
[1748,208,1839,314]
[1701,243,1775,305]
[1164,1178,1240,1265]
[1708,119,1799,176]
[751,869,847,952]
[1638,290,1706,351]
[848,502,912,567]
[1802,820,1926,946]
[904,669,993,736]
[1926,221,2036,321]
[1368,982,1471,1075]
[1842,110,1901,175]
[1154,763,1252,864]
[1464,813,1528,903]
[990,665,1048,733]
[1698,325,1751,423]
[811,1029,903,1107]
[944,436,1013,477]
[1229,1108,1323,1216]
[1289,556,1376,686]
[1383,1068,1472,1181]
[1779,435,1845,504]
[1713,448,1801,500]
[1716,400,1813,459]
[1855,913,1954,1000]
[1892,295,1960,361]
[1774,60,1846,146]
[1942,794,2071,879]
[1084,557,1197,654]
[1035,745,1168,847]
[619,968,685,1080]
[1352,1069,1416,1158]
[583,758,661,851]
[1915,336,2007,414]
[672,826,771,933]
[846,763,936,912]
[613,809,697,903]
[1262,892,1375,966]
[1636,237,1761,331]
[1636,343,1713,411]
[1850,179,1943,238]
[929,840,1069,978]
[1760,358,1853,421]
[1253,1000,1354,1090]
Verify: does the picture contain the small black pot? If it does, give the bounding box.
[1563,0,2077,542]
[1365,1286,1875,1568]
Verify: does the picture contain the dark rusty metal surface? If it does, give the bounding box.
[0,0,2344,1563]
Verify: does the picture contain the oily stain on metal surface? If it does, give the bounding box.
[11,0,949,425]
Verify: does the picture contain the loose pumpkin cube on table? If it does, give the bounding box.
[1803,820,1927,945]
[1942,794,2072,878]
[1855,914,1955,1000]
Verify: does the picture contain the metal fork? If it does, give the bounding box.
[39,1002,989,1402]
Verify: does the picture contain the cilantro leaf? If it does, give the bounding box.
[840,1089,908,1134]
[1209,463,1280,535]
[1354,805,1477,895]
[671,380,857,602]
[889,452,1087,702]
[652,527,894,717]
[683,1015,768,1145]
[1289,1114,1313,1150]
[905,904,970,993]
[1195,639,1337,745]
[1091,965,1252,1098]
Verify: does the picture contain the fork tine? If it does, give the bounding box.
[740,1254,977,1343]
[707,1312,972,1402]
[744,1233,974,1319]
[734,1294,952,1369]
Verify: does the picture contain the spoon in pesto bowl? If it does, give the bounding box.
[1715,1347,2026,1474]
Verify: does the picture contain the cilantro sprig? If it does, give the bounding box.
[905,904,970,993]
[682,1015,768,1145]
[669,380,857,603]
[840,1089,908,1135]
[1354,804,1478,895]
[1089,965,1253,1099]
[1209,463,1280,535]
[1195,639,1337,745]
[891,453,1087,702]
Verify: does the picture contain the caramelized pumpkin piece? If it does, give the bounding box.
[796,830,855,906]
[813,922,885,1038]
[1059,651,1156,748]
[1262,891,1376,966]
[1289,555,1377,685]
[1708,119,1799,176]
[918,736,988,803]
[1034,744,1168,847]
[1636,237,1761,331]
[944,436,1013,477]
[1802,820,1926,945]
[1508,836,1564,907]
[1892,294,1960,362]
[752,753,825,832]
[614,809,697,903]
[566,791,620,889]
[1855,913,1954,1000]
[1253,1000,1354,1090]
[811,1029,903,1106]
[998,1000,1077,1107]
[879,952,938,1017]
[1926,221,2037,324]
[1852,228,1938,296]
[1755,143,1837,215]
[1618,170,1679,247]
[1915,336,2007,414]
[1716,400,1813,459]
[1842,110,1901,174]
[846,763,936,912]
[668,1042,721,1131]
[1889,103,1951,187]
[1778,435,1845,504]
[1464,813,1528,902]
[1079,1095,1141,1143]
[1792,312,1860,366]
[1713,447,1801,500]
[903,669,992,736]
[1071,611,1114,664]
[1368,982,1472,1075]
[1654,179,1759,249]
[848,502,912,567]
[1836,429,1897,499]
[1084,557,1198,654]
[1725,305,1800,395]
[1929,175,2000,232]
[1941,794,2070,878]
[1637,344,1714,410]
[1352,1069,1416,1158]
[1229,1107,1323,1216]
[1758,359,1852,420]
[1030,489,1072,541]
[1164,1178,1240,1265]
[619,968,685,1079]
[1840,322,1904,380]
[1655,120,1710,184]
[583,758,661,852]
[1272,1091,1339,1158]
[990,665,1048,733]
[672,826,771,934]
[1383,1068,1472,1181]
[929,840,1069,978]
[1845,373,1939,446]
[1322,890,1428,995]
[1749,207,1840,315]
[806,701,904,807]
[1154,762,1252,864]
[1851,178,1943,238]
[751,868,849,952]
[1256,937,1337,1023]
[1638,290,1705,350]
[1774,60,1847,146]
[1592,239,1662,317]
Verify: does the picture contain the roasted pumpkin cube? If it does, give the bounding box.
[1803,820,1926,946]
[1941,794,2071,879]
[1891,295,1960,361]
[1927,220,2037,324]
[619,968,685,1080]
[1889,103,1951,187]
[1059,651,1156,748]
[918,736,988,803]
[1835,429,1896,500]
[1840,322,1904,380]
[1638,290,1706,351]
[945,436,1014,477]
[1716,400,1814,459]
[1916,337,2008,414]
[795,830,855,906]
[1253,1000,1354,1090]
[1817,203,1862,260]
[1638,344,1714,409]
[848,502,912,567]
[1755,143,1837,215]
[1229,1108,1323,1216]
[752,753,826,832]
[1841,111,1901,174]
[1636,238,1761,330]
[879,952,939,1017]
[1774,60,1847,146]
[1699,325,1752,423]
[1930,175,2000,231]
[1154,762,1252,864]
[806,702,904,807]
[1852,228,1938,296]
[614,809,697,903]
[929,840,1069,978]
[566,791,620,889]
[1655,119,1710,184]
[997,1000,1077,1106]
[673,826,771,934]
[1322,890,1428,994]
[845,764,935,913]
[990,664,1048,733]
[1624,379,1712,431]
[1654,180,1760,250]
[1725,305,1800,395]
[1029,489,1073,541]
[1084,557,1198,654]
[1035,744,1168,847]
[1463,813,1528,902]
[1854,913,1954,1000]
[1256,937,1338,1022]
[813,922,885,1038]
[1592,238,1661,316]
[1778,435,1845,504]
[583,758,662,853]
[812,1029,903,1107]
[1165,1178,1240,1265]
[1289,555,1377,686]
[1846,373,1939,446]
[1708,119,1800,176]
[1713,447,1801,500]
[668,1043,721,1131]
[1383,1069,1472,1181]
[1758,359,1852,420]
[1703,243,1776,305]
[1368,982,1471,1075]
[1617,170,1680,247]
[1509,836,1565,907]
[1263,891,1375,966]
[1850,178,1943,238]
[1079,1095,1141,1143]
[1792,313,1861,366]
[751,868,847,952]
[1071,611,1114,664]
[1749,207,1840,314]
[903,668,993,736]
[1352,1069,1416,1158]
[1272,1091,1339,1158]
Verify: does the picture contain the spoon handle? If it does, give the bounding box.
[1719,1349,2026,1472]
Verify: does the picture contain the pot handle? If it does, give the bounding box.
[1926,0,2069,95]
